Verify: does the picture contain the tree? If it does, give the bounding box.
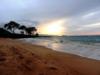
[25,27,37,35]
[4,24,12,31]
[20,31,24,34]
[35,33,39,36]
[19,25,26,34]
[4,21,20,33]
[19,25,26,30]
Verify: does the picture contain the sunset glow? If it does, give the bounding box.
[37,19,66,36]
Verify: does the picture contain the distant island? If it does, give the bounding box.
[0,21,39,38]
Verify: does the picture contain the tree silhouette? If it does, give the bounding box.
[19,25,26,34]
[4,24,12,31]
[19,26,37,35]
[19,25,26,30]
[25,27,37,35]
[4,21,39,36]
[35,33,39,36]
[4,21,20,33]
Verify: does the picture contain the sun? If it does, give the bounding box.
[37,19,66,36]
[44,23,63,35]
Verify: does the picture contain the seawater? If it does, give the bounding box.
[21,36,100,60]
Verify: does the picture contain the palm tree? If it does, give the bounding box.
[4,21,20,33]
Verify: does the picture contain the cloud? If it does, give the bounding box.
[0,0,100,35]
[82,12,99,19]
[77,22,100,30]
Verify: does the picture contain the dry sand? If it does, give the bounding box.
[0,38,100,75]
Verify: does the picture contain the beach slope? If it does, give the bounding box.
[0,38,100,75]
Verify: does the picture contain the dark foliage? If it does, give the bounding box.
[25,27,37,35]
[19,25,26,30]
[1,21,39,38]
[4,21,20,33]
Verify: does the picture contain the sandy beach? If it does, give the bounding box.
[0,38,100,75]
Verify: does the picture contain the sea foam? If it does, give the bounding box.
[20,36,100,60]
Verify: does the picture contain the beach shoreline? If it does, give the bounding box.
[0,38,100,75]
[20,38,100,60]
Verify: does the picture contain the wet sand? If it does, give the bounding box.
[0,38,100,75]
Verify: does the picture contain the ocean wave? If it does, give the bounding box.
[20,36,100,60]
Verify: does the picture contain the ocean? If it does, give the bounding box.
[21,36,100,60]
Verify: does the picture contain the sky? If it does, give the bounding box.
[0,0,100,35]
